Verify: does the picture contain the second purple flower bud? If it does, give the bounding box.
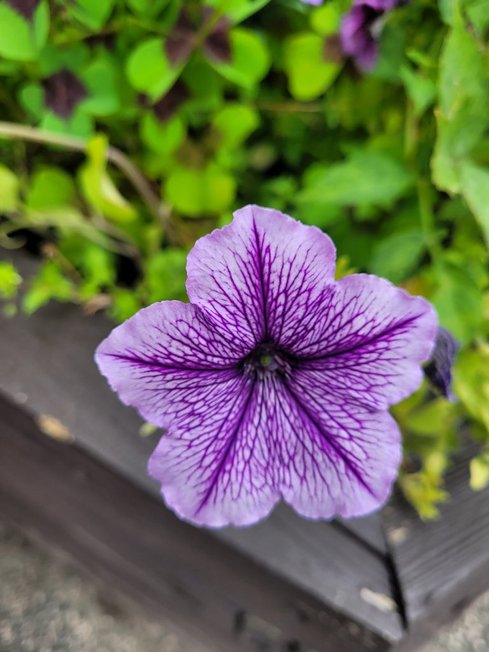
[340,0,408,71]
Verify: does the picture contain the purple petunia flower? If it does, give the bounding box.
[96,206,437,528]
[340,0,405,71]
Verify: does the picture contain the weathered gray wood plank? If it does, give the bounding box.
[336,514,387,556]
[383,444,489,649]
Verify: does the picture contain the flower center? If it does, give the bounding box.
[240,340,293,379]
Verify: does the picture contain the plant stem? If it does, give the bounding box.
[417,177,443,272]
[404,99,418,163]
[0,121,169,229]
[53,16,170,46]
[256,101,323,113]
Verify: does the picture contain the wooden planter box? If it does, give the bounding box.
[1,250,489,652]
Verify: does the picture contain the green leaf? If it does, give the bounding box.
[109,287,142,323]
[295,201,342,229]
[369,230,425,283]
[432,13,489,192]
[259,175,298,212]
[401,66,436,116]
[310,3,341,36]
[297,151,414,208]
[454,346,489,433]
[211,28,270,88]
[0,164,20,212]
[23,207,111,247]
[145,248,187,303]
[25,167,75,210]
[140,113,186,156]
[213,104,260,148]
[126,38,181,100]
[81,54,121,117]
[22,260,75,314]
[68,0,115,29]
[183,57,223,112]
[0,0,49,61]
[37,42,90,76]
[432,263,484,344]
[40,110,93,139]
[209,0,272,24]
[470,450,489,491]
[79,134,137,223]
[0,261,22,299]
[125,0,169,16]
[466,0,489,35]
[372,24,406,83]
[438,0,456,24]
[79,246,116,298]
[165,164,236,217]
[283,33,340,101]
[460,161,489,247]
[18,82,44,119]
[139,422,158,437]
[399,470,449,520]
[405,398,458,438]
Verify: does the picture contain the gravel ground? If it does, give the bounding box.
[419,593,489,652]
[0,522,212,652]
[1,520,489,652]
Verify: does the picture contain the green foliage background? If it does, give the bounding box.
[1,0,489,517]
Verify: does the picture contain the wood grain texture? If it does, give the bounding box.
[0,394,395,652]
[336,514,387,556]
[0,249,403,646]
[383,443,489,650]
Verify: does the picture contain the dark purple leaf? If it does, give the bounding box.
[203,17,232,64]
[165,10,196,66]
[43,69,88,120]
[152,80,190,123]
[323,35,344,64]
[6,0,39,21]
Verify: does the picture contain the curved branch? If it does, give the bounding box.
[0,121,170,228]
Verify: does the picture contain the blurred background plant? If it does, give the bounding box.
[0,0,488,519]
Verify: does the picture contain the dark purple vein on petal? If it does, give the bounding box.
[251,209,269,338]
[103,352,237,372]
[274,246,300,344]
[280,380,378,499]
[277,391,336,498]
[298,313,423,362]
[194,380,257,514]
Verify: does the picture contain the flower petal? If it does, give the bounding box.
[186,204,336,349]
[290,274,438,410]
[95,301,246,428]
[148,376,281,527]
[423,327,459,400]
[340,4,382,72]
[277,375,401,519]
[150,368,400,525]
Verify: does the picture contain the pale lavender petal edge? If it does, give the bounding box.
[185,204,337,348]
[147,375,283,528]
[289,274,439,410]
[94,300,243,429]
